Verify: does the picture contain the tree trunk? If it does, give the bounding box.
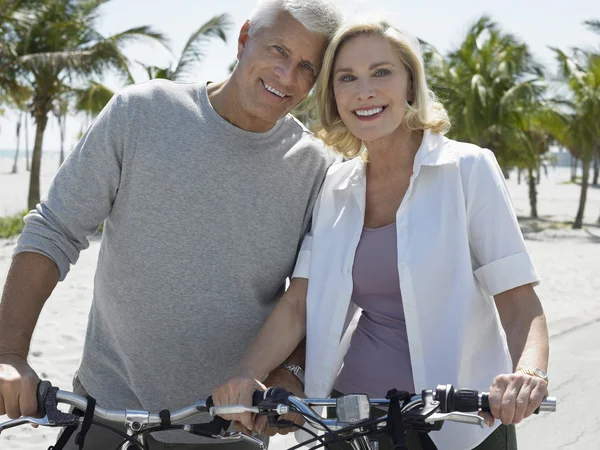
[58,113,66,167]
[25,113,30,171]
[27,113,49,211]
[528,166,538,219]
[593,152,599,186]
[11,114,22,174]
[517,168,522,185]
[573,157,591,229]
[536,163,541,185]
[571,156,578,182]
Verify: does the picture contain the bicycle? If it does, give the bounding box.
[0,380,556,450]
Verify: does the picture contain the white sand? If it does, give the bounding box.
[0,158,599,449]
[0,155,61,217]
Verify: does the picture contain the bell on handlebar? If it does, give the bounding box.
[336,394,371,424]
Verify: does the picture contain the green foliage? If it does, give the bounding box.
[0,210,27,238]
[1,0,171,209]
[426,16,546,172]
[74,81,114,119]
[0,211,104,238]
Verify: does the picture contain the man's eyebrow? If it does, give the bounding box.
[334,61,395,74]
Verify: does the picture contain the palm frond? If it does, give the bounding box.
[107,25,170,52]
[584,20,600,35]
[173,13,232,81]
[74,81,114,117]
[19,49,96,72]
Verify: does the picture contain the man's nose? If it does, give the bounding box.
[273,60,296,88]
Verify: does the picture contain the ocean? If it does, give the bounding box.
[0,149,62,160]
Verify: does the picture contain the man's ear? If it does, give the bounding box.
[237,20,251,60]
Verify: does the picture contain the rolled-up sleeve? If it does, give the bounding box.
[467,149,540,296]
[292,232,312,279]
[14,92,127,281]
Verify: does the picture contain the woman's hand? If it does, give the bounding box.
[252,367,306,436]
[481,373,548,426]
[211,375,266,431]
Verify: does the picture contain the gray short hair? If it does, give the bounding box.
[248,0,343,40]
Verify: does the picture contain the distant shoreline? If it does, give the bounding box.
[0,150,65,157]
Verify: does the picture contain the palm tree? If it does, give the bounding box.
[3,83,32,173]
[5,0,169,210]
[53,91,69,166]
[0,0,22,99]
[426,17,547,217]
[551,48,600,228]
[428,17,545,178]
[141,14,232,82]
[584,20,600,186]
[520,104,568,218]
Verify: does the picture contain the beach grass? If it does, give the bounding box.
[0,211,27,238]
[0,212,104,238]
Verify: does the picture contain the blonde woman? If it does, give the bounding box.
[212,19,549,450]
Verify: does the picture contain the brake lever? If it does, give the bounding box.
[0,386,83,433]
[217,431,267,450]
[424,412,486,427]
[41,387,82,427]
[0,416,52,433]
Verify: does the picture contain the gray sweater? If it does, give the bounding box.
[15,80,333,441]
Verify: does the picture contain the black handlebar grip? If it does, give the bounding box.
[213,416,231,433]
[480,393,541,416]
[253,391,266,406]
[206,395,215,408]
[452,389,479,412]
[36,380,52,416]
[481,393,491,413]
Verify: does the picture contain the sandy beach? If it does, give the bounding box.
[0,156,599,449]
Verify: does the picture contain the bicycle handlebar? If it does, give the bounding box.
[0,381,557,445]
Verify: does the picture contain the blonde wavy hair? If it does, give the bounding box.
[313,19,451,158]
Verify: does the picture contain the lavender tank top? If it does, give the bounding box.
[333,222,415,397]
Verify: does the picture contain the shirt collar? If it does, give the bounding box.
[333,130,457,192]
[415,130,457,167]
[333,158,366,191]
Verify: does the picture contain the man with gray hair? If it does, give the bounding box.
[0,0,342,448]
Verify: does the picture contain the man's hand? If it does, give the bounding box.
[253,367,305,436]
[211,375,266,431]
[480,373,547,426]
[0,353,40,419]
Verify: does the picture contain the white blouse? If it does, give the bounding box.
[293,130,540,450]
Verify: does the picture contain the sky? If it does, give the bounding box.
[0,0,598,152]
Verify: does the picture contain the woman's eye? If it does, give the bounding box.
[339,74,355,82]
[273,45,285,54]
[374,69,391,76]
